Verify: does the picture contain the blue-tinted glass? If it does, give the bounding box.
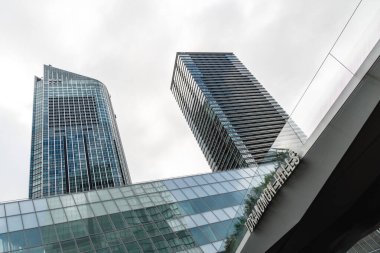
[220,181,236,192]
[60,195,76,207]
[33,199,48,212]
[90,234,108,249]
[7,215,23,232]
[19,201,35,214]
[176,201,193,216]
[0,234,9,253]
[124,241,142,253]
[212,209,229,221]
[61,239,78,253]
[151,235,170,251]
[72,193,87,205]
[173,178,188,188]
[190,199,209,214]
[51,209,67,223]
[22,213,39,229]
[190,227,209,246]
[201,185,217,195]
[210,220,232,241]
[211,183,228,194]
[104,231,120,246]
[210,173,225,182]
[86,191,100,202]
[24,228,42,248]
[183,177,198,186]
[131,225,148,240]
[202,174,217,184]
[139,238,156,253]
[163,180,178,190]
[192,186,207,197]
[36,211,53,226]
[171,190,187,201]
[84,218,102,235]
[97,216,114,232]
[40,226,58,244]
[202,211,219,223]
[103,200,119,214]
[0,205,4,218]
[97,190,112,201]
[91,203,107,216]
[42,242,61,253]
[193,176,207,185]
[47,197,62,209]
[109,213,126,230]
[182,188,198,199]
[117,228,134,243]
[108,188,123,199]
[77,204,94,219]
[110,244,126,253]
[191,214,207,226]
[75,237,93,252]
[0,218,7,233]
[70,220,88,238]
[8,231,26,251]
[5,203,20,216]
[182,216,197,229]
[56,223,73,241]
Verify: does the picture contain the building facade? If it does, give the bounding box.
[171,52,290,172]
[0,166,273,253]
[29,65,131,199]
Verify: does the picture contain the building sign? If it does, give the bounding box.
[244,151,300,233]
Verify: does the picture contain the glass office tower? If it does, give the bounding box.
[171,52,291,171]
[0,166,272,253]
[29,65,131,199]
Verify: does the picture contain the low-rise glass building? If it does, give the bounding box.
[0,165,275,253]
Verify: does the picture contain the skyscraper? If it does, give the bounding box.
[29,65,131,199]
[171,52,290,172]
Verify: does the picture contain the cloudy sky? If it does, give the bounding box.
[0,0,362,202]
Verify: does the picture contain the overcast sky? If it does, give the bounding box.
[0,0,361,202]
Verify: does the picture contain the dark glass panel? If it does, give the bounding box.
[90,234,108,250]
[109,244,126,253]
[124,241,141,253]
[144,223,160,237]
[0,234,8,253]
[116,229,134,244]
[109,213,126,230]
[97,216,114,232]
[104,231,120,246]
[121,211,140,226]
[60,239,78,253]
[70,220,88,238]
[76,237,94,252]
[189,227,209,246]
[83,218,102,235]
[55,223,73,241]
[131,225,148,240]
[24,228,42,248]
[8,231,26,251]
[40,226,58,244]
[138,239,155,253]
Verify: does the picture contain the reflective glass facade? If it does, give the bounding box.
[0,166,274,253]
[171,53,299,171]
[29,65,131,199]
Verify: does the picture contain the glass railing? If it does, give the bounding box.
[218,0,380,251]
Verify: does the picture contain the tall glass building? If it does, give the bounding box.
[171,52,294,172]
[29,65,131,199]
[0,166,274,253]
